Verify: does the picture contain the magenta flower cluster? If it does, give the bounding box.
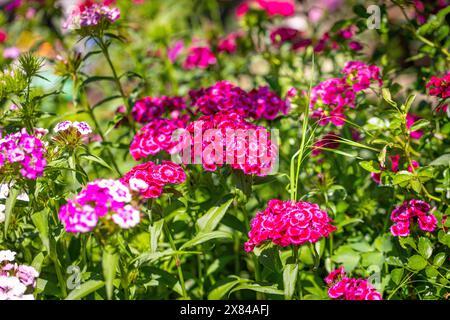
[179,111,278,176]
[310,61,382,126]
[0,250,39,300]
[390,199,437,237]
[325,267,382,300]
[130,118,186,160]
[191,80,290,120]
[132,96,186,124]
[58,179,140,233]
[121,160,186,199]
[0,128,47,180]
[244,199,336,252]
[64,1,120,30]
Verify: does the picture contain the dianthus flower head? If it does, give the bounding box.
[192,81,289,120]
[63,0,120,30]
[325,268,382,300]
[121,161,186,199]
[426,72,450,99]
[58,179,140,233]
[0,250,39,300]
[390,199,437,237]
[132,96,186,124]
[244,199,336,252]
[0,128,47,180]
[178,111,278,176]
[130,118,186,160]
[341,61,383,92]
[183,46,217,70]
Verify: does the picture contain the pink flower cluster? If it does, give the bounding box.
[325,267,382,300]
[191,81,289,120]
[0,128,47,180]
[63,0,120,30]
[183,46,217,70]
[270,27,311,51]
[54,120,92,135]
[314,26,363,53]
[0,250,39,300]
[310,61,382,126]
[121,161,186,199]
[426,72,450,99]
[58,179,140,233]
[426,72,449,112]
[218,32,243,54]
[179,111,277,176]
[130,118,186,160]
[132,96,186,123]
[390,199,437,237]
[342,61,383,92]
[244,199,336,252]
[236,0,296,18]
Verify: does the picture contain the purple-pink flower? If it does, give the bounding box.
[58,179,140,233]
[183,46,217,70]
[244,199,336,252]
[325,267,383,300]
[0,128,47,180]
[390,199,437,237]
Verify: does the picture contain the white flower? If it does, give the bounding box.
[0,276,27,300]
[0,250,16,263]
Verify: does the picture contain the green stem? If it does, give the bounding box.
[163,222,188,298]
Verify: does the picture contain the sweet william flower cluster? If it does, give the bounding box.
[132,96,186,124]
[0,250,39,300]
[191,80,290,120]
[390,199,437,237]
[58,179,140,233]
[130,118,186,160]
[63,0,120,30]
[310,61,382,126]
[121,161,186,199]
[0,128,47,180]
[325,267,382,300]
[244,199,336,252]
[179,111,278,176]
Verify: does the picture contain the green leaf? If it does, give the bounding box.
[425,266,439,279]
[386,256,403,267]
[31,209,50,253]
[180,231,231,250]
[399,236,417,250]
[392,171,414,186]
[102,248,119,300]
[407,255,427,271]
[80,154,113,171]
[404,94,416,113]
[418,237,433,259]
[229,283,284,296]
[4,186,19,234]
[283,263,298,300]
[391,268,404,285]
[92,95,122,109]
[429,154,450,166]
[65,280,105,300]
[149,219,164,254]
[433,252,446,267]
[208,279,241,300]
[81,76,115,87]
[382,88,397,107]
[332,246,360,272]
[410,180,422,193]
[409,119,430,132]
[359,160,381,173]
[196,198,233,233]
